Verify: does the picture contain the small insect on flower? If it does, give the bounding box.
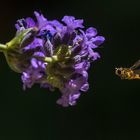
[115,59,140,80]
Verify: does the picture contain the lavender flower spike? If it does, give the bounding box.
[0,11,105,107]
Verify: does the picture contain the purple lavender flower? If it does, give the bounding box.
[0,11,105,107]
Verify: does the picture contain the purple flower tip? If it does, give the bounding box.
[62,16,84,31]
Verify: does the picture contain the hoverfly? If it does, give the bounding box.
[115,59,140,80]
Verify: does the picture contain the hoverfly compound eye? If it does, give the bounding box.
[117,69,122,75]
[115,68,122,75]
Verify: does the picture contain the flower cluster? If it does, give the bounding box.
[0,11,105,107]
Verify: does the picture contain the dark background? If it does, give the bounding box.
[0,0,140,139]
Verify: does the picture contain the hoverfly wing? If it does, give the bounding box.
[130,59,140,70]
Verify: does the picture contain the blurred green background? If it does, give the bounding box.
[0,0,140,139]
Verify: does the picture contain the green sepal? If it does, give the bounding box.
[6,28,33,50]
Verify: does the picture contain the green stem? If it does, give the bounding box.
[0,44,7,52]
[52,55,58,62]
[45,57,53,63]
[45,55,59,63]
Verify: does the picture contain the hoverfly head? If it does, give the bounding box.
[115,67,133,79]
[115,67,123,76]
